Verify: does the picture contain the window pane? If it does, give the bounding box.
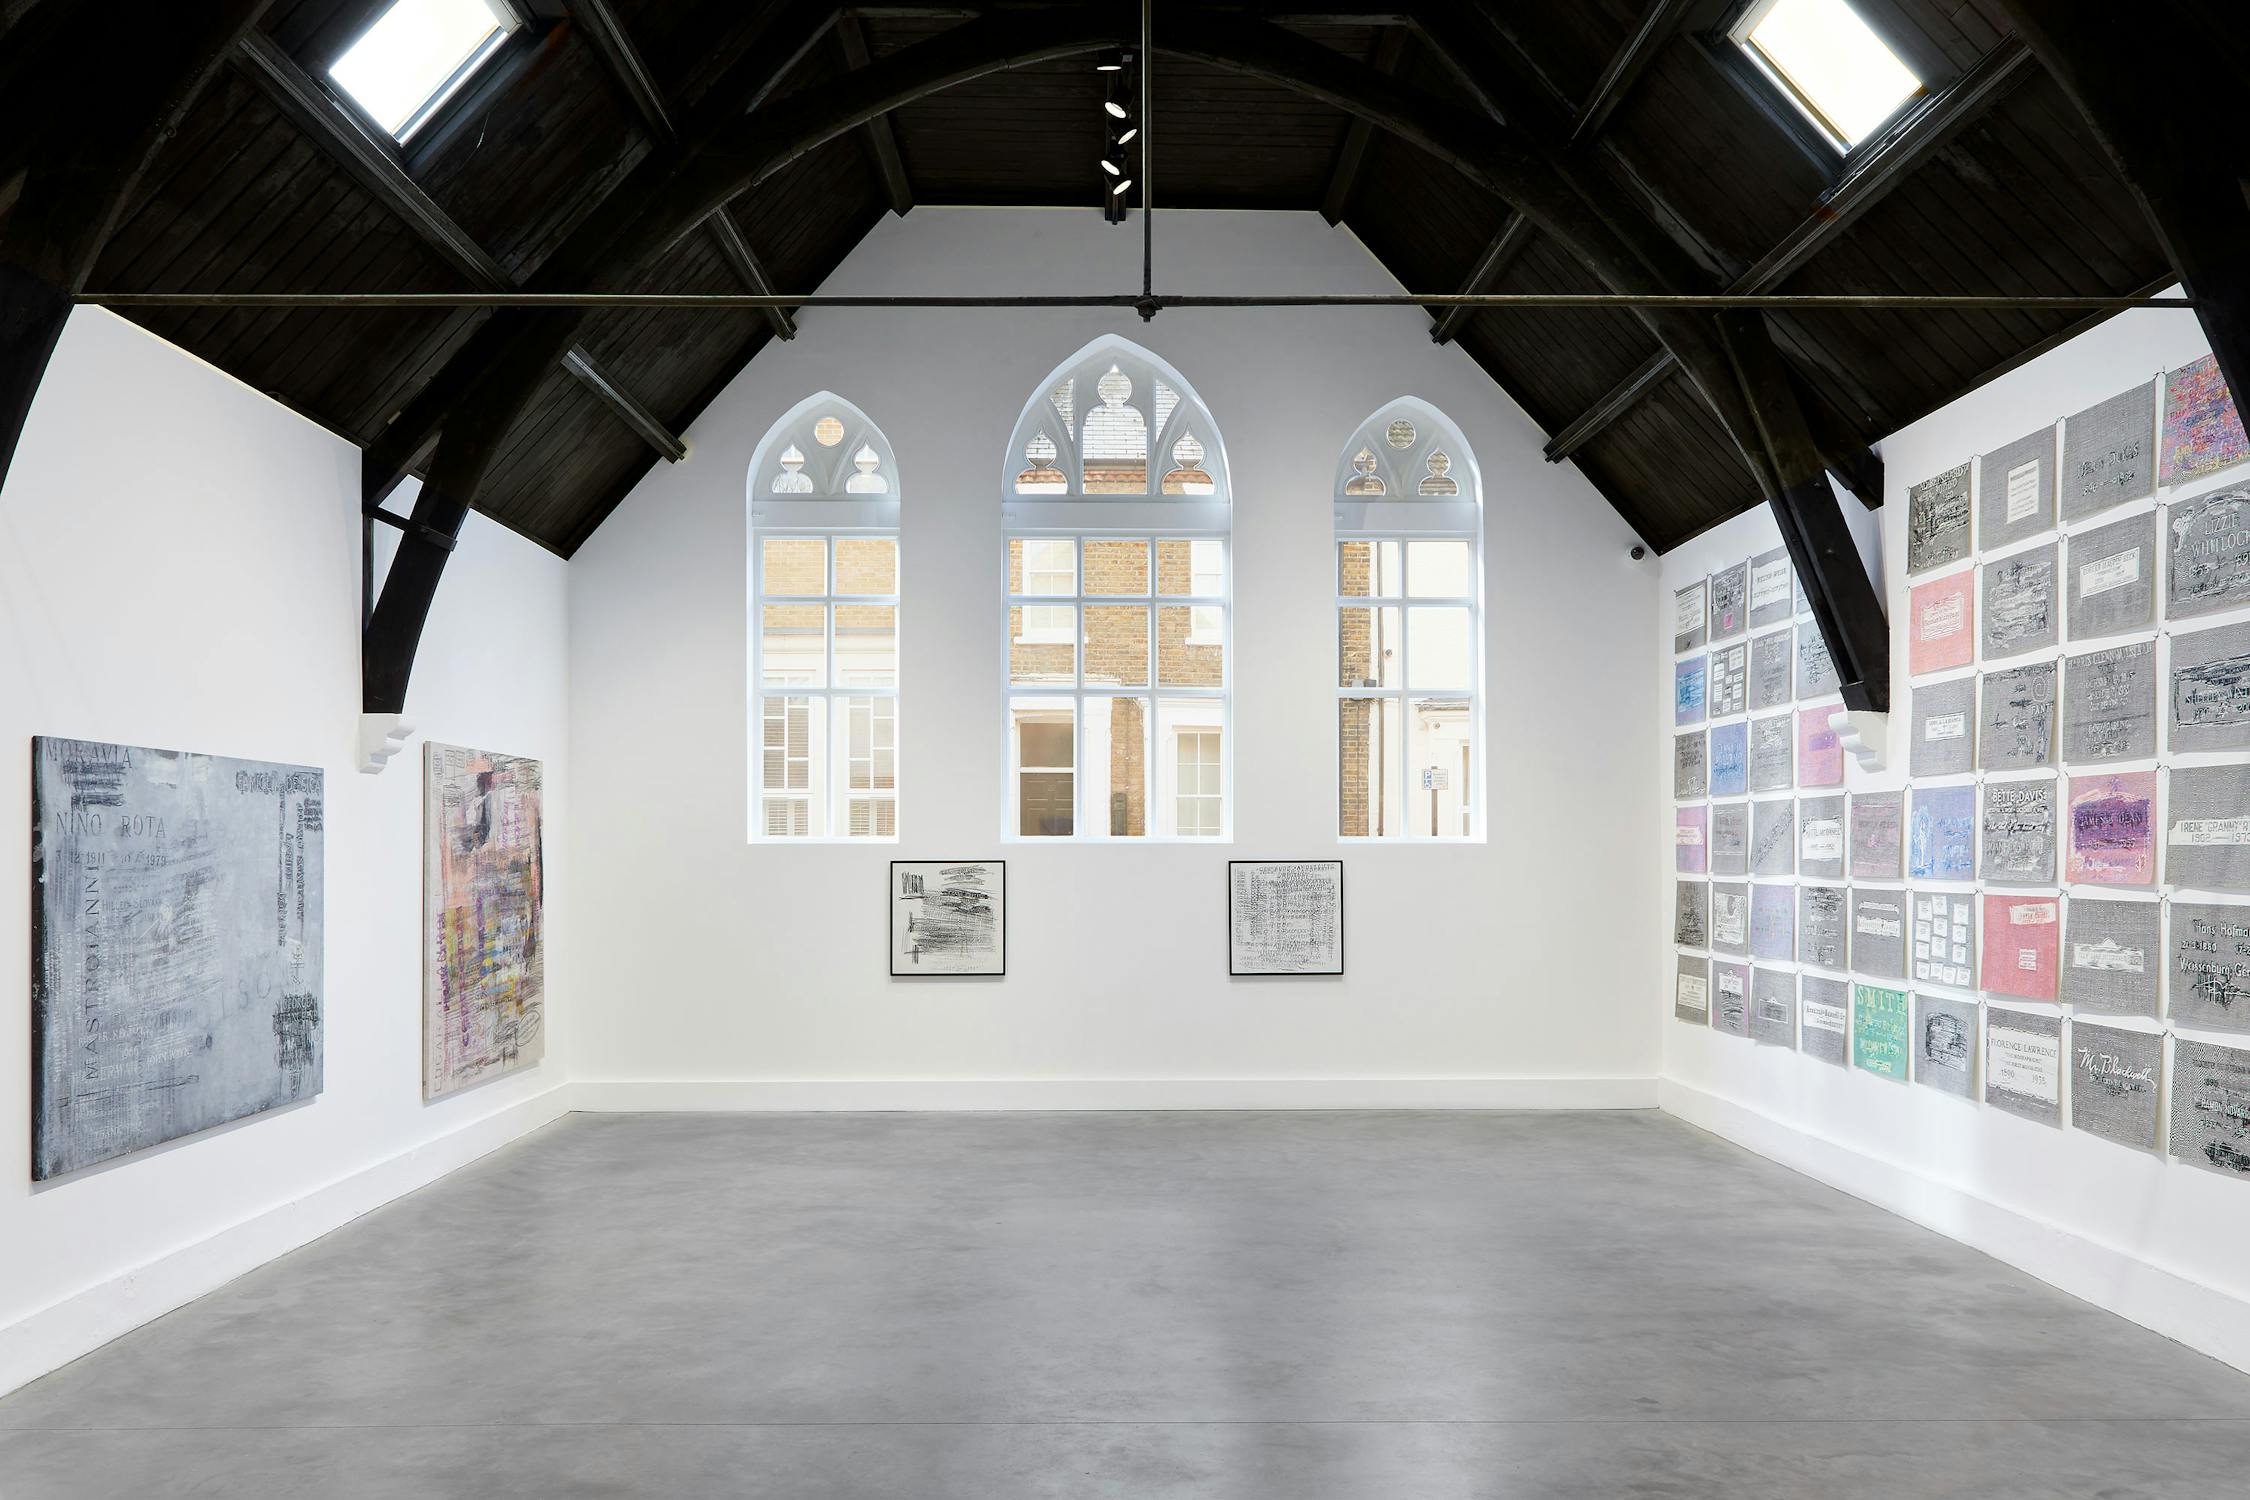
[1339,697,1401,837]
[1084,604,1150,687]
[762,537,825,595]
[1156,538,1220,596]
[834,536,896,595]
[1083,696,1147,836]
[1084,538,1150,595]
[760,602,823,686]
[1745,0,1920,147]
[1010,537,1077,595]
[1010,605,1077,684]
[1338,539,1401,597]
[1012,699,1075,837]
[1338,605,1400,688]
[840,696,897,792]
[1160,701,1224,837]
[329,0,510,137]
[1407,540,1472,598]
[1405,606,1472,690]
[760,694,823,837]
[1408,698,1474,839]
[1158,605,1224,687]
[834,603,896,687]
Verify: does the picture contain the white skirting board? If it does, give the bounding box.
[568,1077,1662,1112]
[0,1084,573,1399]
[1661,1078,2250,1378]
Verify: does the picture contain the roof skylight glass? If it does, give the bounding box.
[1735,0,1922,150]
[329,0,517,141]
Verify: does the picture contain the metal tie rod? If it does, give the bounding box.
[80,291,2194,311]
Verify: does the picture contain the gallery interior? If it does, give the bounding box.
[5,0,2250,1494]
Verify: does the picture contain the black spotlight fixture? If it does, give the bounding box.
[1099,49,1137,224]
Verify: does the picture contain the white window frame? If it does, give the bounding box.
[1002,528,1231,843]
[1727,0,1921,154]
[330,0,523,143]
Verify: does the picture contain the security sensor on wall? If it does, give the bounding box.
[1630,545,1647,560]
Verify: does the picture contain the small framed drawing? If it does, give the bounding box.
[890,861,1006,977]
[1228,860,1345,976]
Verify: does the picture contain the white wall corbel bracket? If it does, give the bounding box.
[1834,709,1888,774]
[357,713,415,775]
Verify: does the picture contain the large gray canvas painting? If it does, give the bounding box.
[1712,961,1751,1037]
[2171,620,2250,752]
[1751,967,1797,1048]
[1982,546,2058,660]
[1910,675,1976,777]
[2166,485,2250,621]
[1851,889,1907,978]
[2065,510,2156,639]
[1711,883,1749,956]
[1749,714,1793,792]
[1710,803,1749,876]
[1907,462,1972,574]
[31,737,323,1181]
[1798,794,1844,879]
[2062,381,2155,521]
[1674,731,1706,799]
[1801,976,1850,1065]
[1984,1008,2062,1126]
[1795,623,1840,699]
[1915,994,1979,1099]
[1748,547,1795,629]
[1980,778,2057,886]
[1979,427,2055,551]
[1851,791,1903,878]
[2063,641,2157,762]
[2070,1022,2161,1152]
[2170,902,2250,1033]
[1749,629,1793,711]
[2061,897,2161,1017]
[1980,662,2056,771]
[1750,798,1794,877]
[1675,954,1710,1024]
[2167,765,2250,890]
[1799,883,1847,970]
[2171,1038,2250,1179]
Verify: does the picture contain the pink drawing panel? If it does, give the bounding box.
[1907,572,1974,676]
[1980,894,2059,1000]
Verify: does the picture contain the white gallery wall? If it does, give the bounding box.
[1656,299,2250,1372]
[569,208,1661,1102]
[0,309,573,1391]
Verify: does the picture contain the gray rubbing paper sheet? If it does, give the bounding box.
[2168,765,2250,891]
[2063,641,2157,762]
[1712,962,1751,1036]
[1799,794,1844,879]
[1851,791,1903,879]
[2166,486,2250,621]
[1981,778,2057,885]
[2171,902,2250,1033]
[1675,580,1708,654]
[1751,883,1794,960]
[1915,994,1979,1099]
[2066,510,2156,639]
[2171,1038,2250,1180]
[1750,629,1793,711]
[1796,623,1840,699]
[2062,381,2156,521]
[1674,731,1706,799]
[1709,562,1749,642]
[1674,879,1709,948]
[31,738,324,1181]
[1710,803,1748,876]
[1752,967,1797,1047]
[1908,463,1972,574]
[2061,897,2162,1016]
[1981,546,2058,660]
[1978,427,2056,551]
[1711,883,1748,956]
[1984,1008,2063,1127]
[1749,547,1795,629]
[1799,883,1848,970]
[1751,798,1795,877]
[1852,889,1907,978]
[1800,975,1850,1066]
[1750,714,1793,793]
[1910,675,1977,778]
[2071,1021,2162,1152]
[2171,620,2250,752]
[1709,641,1748,718]
[1675,954,1710,1024]
[1980,662,2056,771]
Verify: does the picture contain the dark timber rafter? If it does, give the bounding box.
[1,2,276,497]
[1999,0,2250,414]
[836,12,917,215]
[1319,26,1403,225]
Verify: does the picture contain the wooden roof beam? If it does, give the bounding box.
[837,12,916,216]
[1319,26,1403,225]
[562,346,687,462]
[1429,215,1532,343]
[1538,33,2034,463]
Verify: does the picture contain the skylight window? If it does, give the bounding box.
[330,0,518,141]
[1733,0,1921,150]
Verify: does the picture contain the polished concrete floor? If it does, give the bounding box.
[6,1110,2250,1497]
